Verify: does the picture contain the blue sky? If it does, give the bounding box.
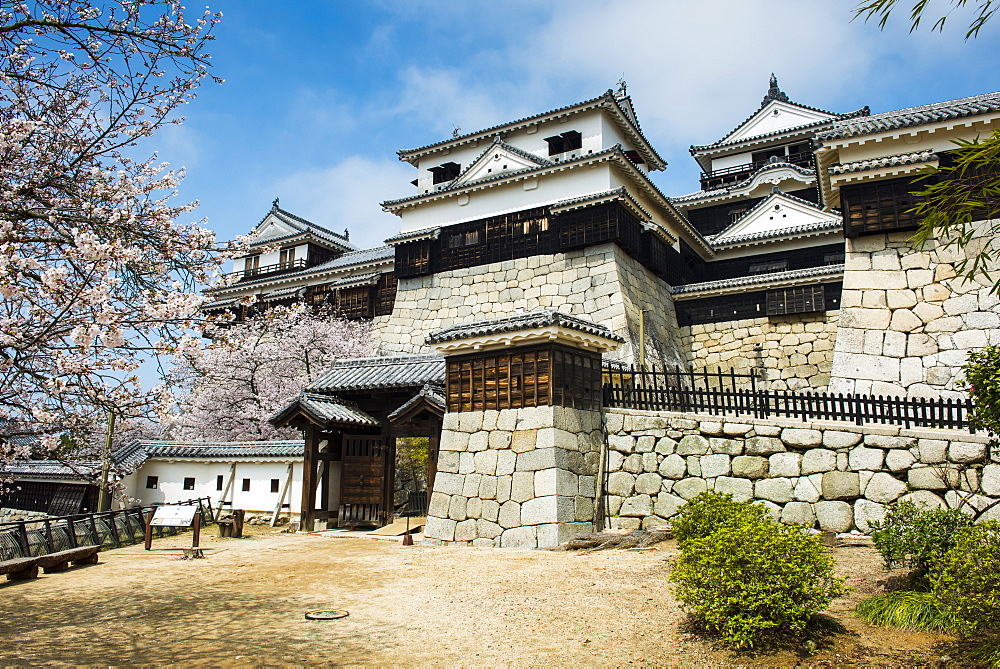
[156,0,1000,254]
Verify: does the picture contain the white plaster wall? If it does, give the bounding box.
[125,459,302,514]
[233,243,307,273]
[833,118,1000,166]
[397,166,614,233]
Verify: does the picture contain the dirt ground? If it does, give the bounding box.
[0,528,954,667]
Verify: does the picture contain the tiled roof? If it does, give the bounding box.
[383,145,623,209]
[252,204,357,252]
[452,137,553,187]
[293,393,380,427]
[308,354,446,392]
[670,161,816,205]
[113,440,305,472]
[388,384,446,421]
[829,150,938,175]
[816,92,1000,141]
[709,219,842,248]
[426,309,625,345]
[2,460,100,480]
[692,100,868,152]
[672,264,844,296]
[397,88,665,169]
[707,189,838,240]
[384,226,441,245]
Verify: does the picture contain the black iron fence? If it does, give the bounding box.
[603,365,974,431]
[0,497,213,562]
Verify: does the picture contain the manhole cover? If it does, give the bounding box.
[305,609,349,620]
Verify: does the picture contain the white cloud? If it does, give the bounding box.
[266,156,415,250]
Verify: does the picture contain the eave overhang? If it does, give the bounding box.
[671,264,844,300]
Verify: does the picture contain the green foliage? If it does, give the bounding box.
[909,130,1000,293]
[853,0,996,38]
[960,344,1000,450]
[670,491,771,548]
[869,500,975,580]
[855,591,958,632]
[669,518,847,649]
[968,635,1000,667]
[930,521,1000,638]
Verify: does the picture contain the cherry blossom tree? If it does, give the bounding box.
[167,304,373,441]
[0,1,228,468]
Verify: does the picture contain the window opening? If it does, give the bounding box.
[544,130,582,156]
[279,247,295,266]
[242,478,251,492]
[145,476,158,490]
[429,161,461,184]
[183,477,195,491]
[270,479,280,493]
[448,229,481,248]
[749,259,788,275]
[216,475,224,491]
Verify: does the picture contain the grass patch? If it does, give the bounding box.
[856,591,958,633]
[968,636,1000,667]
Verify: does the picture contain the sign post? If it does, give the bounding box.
[147,505,203,556]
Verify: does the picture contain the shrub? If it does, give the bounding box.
[930,521,1000,638]
[855,591,958,632]
[961,344,1000,451]
[669,518,847,649]
[869,500,974,581]
[670,491,771,548]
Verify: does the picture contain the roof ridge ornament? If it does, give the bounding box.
[616,77,627,98]
[762,73,789,107]
[272,197,279,210]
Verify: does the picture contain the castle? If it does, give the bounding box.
[204,78,1000,537]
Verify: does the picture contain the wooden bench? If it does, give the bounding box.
[0,556,40,581]
[36,546,100,573]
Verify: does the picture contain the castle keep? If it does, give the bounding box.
[203,79,1000,544]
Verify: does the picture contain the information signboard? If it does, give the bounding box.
[149,505,198,527]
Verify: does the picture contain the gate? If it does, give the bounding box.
[339,436,387,527]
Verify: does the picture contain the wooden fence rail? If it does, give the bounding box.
[0,497,213,562]
[603,365,974,431]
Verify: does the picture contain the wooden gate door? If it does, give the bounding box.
[339,436,387,527]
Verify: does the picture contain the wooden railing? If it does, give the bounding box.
[700,151,814,190]
[603,365,974,431]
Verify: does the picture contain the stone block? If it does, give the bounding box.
[474,450,499,476]
[745,437,785,456]
[677,435,710,455]
[533,468,579,497]
[815,501,854,533]
[496,450,517,476]
[500,525,537,548]
[448,495,468,521]
[699,421,724,436]
[908,466,958,490]
[848,446,885,471]
[516,448,563,471]
[575,496,595,522]
[425,516,458,542]
[853,499,886,534]
[823,430,863,450]
[428,492,451,518]
[949,441,988,463]
[864,472,908,503]
[642,452,659,473]
[780,502,816,528]
[468,432,489,452]
[604,412,624,433]
[723,422,754,437]
[510,430,537,454]
[462,474,483,498]
[510,471,535,503]
[701,454,731,478]
[714,476,753,501]
[983,464,1000,497]
[822,471,860,500]
[654,493,685,519]
[488,431,512,450]
[686,456,702,477]
[918,439,948,464]
[454,519,478,541]
[709,438,742,456]
[608,434,635,453]
[769,452,802,478]
[864,434,915,450]
[672,477,708,500]
[607,471,636,497]
[634,472,662,495]
[755,478,794,504]
[794,477,821,503]
[481,499,500,523]
[900,490,946,509]
[521,495,574,525]
[496,475,512,504]
[635,436,655,453]
[654,437,677,454]
[619,494,654,518]
[458,412,484,433]
[801,449,837,474]
[658,453,686,479]
[732,455,768,479]
[434,472,465,496]
[885,449,917,472]
[498,501,521,529]
[437,450,461,474]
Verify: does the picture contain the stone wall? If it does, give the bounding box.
[603,408,998,533]
[830,227,1000,398]
[423,406,603,548]
[374,244,686,367]
[678,312,839,391]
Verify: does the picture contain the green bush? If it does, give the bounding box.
[961,344,1000,451]
[869,500,974,581]
[669,518,847,649]
[670,491,771,548]
[930,521,1000,638]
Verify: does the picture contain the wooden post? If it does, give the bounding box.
[144,510,153,551]
[270,463,294,527]
[299,426,318,531]
[192,513,201,548]
[215,463,236,521]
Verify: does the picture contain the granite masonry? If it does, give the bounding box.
[679,312,839,391]
[423,406,604,548]
[376,243,685,368]
[830,227,1000,399]
[601,408,998,533]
